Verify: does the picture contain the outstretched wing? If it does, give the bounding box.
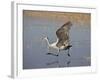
[56,21,72,48]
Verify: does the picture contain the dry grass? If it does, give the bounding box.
[23,10,91,25]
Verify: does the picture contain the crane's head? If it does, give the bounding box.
[44,36,49,40]
[42,36,49,41]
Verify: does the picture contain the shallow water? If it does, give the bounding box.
[23,16,91,69]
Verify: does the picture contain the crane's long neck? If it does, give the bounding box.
[45,38,50,46]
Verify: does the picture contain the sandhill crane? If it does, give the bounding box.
[43,21,72,56]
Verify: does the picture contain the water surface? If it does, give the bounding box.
[23,14,91,69]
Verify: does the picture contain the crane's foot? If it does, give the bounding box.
[47,53,59,56]
[67,53,71,57]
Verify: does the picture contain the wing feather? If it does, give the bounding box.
[56,21,72,48]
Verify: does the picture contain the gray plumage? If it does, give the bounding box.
[56,21,72,48]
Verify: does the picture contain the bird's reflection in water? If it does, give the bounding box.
[66,60,71,67]
[46,48,71,67]
[46,57,71,67]
[46,61,59,66]
[46,60,71,67]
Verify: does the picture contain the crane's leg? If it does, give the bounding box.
[67,48,71,57]
[56,48,60,56]
[66,45,72,57]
